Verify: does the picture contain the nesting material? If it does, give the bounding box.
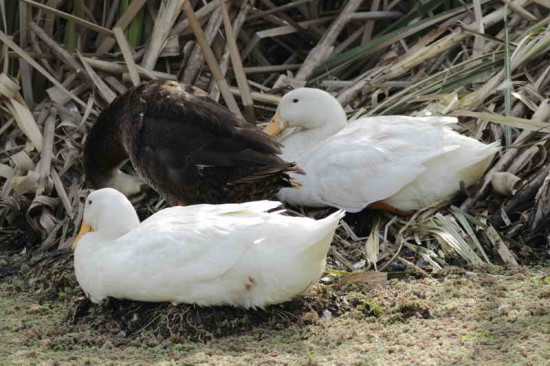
[491,172,523,196]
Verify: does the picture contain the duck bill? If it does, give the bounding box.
[71,221,93,250]
[263,112,289,137]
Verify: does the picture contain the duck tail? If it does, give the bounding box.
[301,210,345,257]
[473,140,501,166]
[486,140,501,155]
[315,209,346,240]
[320,209,346,226]
[458,140,501,187]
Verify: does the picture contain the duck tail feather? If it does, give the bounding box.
[320,209,346,226]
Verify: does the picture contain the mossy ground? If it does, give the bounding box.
[0,251,548,365]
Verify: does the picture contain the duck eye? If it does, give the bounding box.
[88,200,92,205]
[292,98,299,103]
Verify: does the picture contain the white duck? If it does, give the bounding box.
[71,188,343,308]
[264,88,499,214]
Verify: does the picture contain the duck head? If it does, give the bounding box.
[264,88,347,137]
[71,188,140,250]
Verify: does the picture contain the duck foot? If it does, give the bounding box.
[368,201,416,217]
[176,201,187,206]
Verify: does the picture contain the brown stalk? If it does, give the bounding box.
[274,0,364,88]
[210,0,253,101]
[76,52,117,103]
[19,0,114,36]
[113,27,141,87]
[257,0,322,40]
[181,6,223,85]
[248,0,313,21]
[18,1,33,107]
[141,0,185,70]
[182,0,242,117]
[0,29,86,107]
[219,0,255,122]
[28,22,83,74]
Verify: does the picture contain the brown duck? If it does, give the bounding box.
[84,80,301,205]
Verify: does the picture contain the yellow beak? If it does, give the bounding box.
[263,112,289,136]
[71,221,93,250]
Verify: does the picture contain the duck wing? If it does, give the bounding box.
[97,213,264,301]
[142,200,284,224]
[298,116,459,212]
[121,80,298,204]
[95,202,293,303]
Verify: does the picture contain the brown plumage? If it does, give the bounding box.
[84,80,301,205]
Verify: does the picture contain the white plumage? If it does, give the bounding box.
[73,188,343,308]
[265,88,499,213]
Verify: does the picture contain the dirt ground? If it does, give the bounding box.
[0,260,549,366]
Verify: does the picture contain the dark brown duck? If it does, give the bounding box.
[84,80,300,205]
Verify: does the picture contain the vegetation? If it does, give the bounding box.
[2,0,548,268]
[0,0,549,362]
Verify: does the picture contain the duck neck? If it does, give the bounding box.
[85,108,126,182]
[310,117,347,139]
[281,111,347,159]
[85,109,142,196]
[93,205,140,243]
[98,218,139,242]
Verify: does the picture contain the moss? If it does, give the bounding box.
[394,301,431,319]
[1,252,549,365]
[358,301,383,317]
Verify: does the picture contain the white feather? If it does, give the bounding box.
[273,88,500,212]
[74,189,343,308]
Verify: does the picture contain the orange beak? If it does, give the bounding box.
[263,112,289,136]
[71,221,93,250]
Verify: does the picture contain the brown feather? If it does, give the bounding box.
[84,80,301,205]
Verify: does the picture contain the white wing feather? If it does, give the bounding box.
[92,202,321,301]
[104,200,284,283]
[142,200,283,225]
[293,116,459,212]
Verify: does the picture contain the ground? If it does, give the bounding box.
[0,261,548,366]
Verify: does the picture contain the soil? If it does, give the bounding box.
[0,250,548,365]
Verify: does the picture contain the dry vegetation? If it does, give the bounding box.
[0,0,549,289]
[0,1,549,364]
